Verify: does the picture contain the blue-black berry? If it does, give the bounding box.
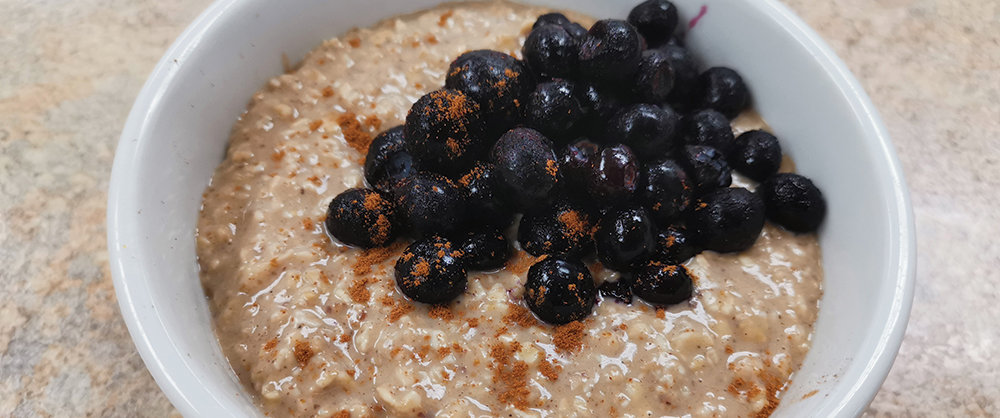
[682,109,735,154]
[607,103,680,159]
[490,127,560,209]
[445,50,532,127]
[458,228,511,271]
[586,143,640,206]
[457,162,513,228]
[758,173,826,232]
[697,67,750,118]
[627,0,680,47]
[524,256,596,324]
[578,19,644,85]
[633,49,676,103]
[596,206,657,271]
[523,25,579,79]
[526,80,583,140]
[364,125,417,192]
[517,200,595,259]
[395,236,467,304]
[687,187,765,252]
[404,89,484,173]
[632,261,693,306]
[325,188,397,248]
[641,159,692,224]
[393,172,467,237]
[730,130,782,182]
[653,226,700,264]
[679,145,732,194]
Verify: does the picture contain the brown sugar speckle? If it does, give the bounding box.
[339,332,352,343]
[467,317,480,328]
[337,112,373,155]
[293,340,314,367]
[553,321,585,353]
[801,389,818,400]
[321,86,334,97]
[656,308,666,319]
[348,37,361,48]
[263,338,278,351]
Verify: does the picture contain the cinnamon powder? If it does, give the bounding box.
[538,358,561,381]
[489,342,530,410]
[428,305,454,320]
[336,112,373,155]
[502,303,536,328]
[553,321,584,353]
[293,340,314,367]
[348,277,375,304]
[351,241,405,276]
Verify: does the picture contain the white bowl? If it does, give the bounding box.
[108,0,916,416]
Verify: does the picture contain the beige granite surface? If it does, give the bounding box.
[0,0,996,416]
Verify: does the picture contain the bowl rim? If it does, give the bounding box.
[107,0,916,416]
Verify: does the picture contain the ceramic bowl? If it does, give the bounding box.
[108,0,916,416]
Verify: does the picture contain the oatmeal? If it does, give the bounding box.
[196,2,823,417]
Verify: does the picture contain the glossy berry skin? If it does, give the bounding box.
[575,83,626,133]
[758,173,826,232]
[698,67,750,118]
[607,103,680,159]
[682,109,735,154]
[660,45,699,109]
[526,80,583,140]
[490,128,560,209]
[599,275,634,304]
[687,187,765,253]
[325,188,397,248]
[596,206,657,271]
[633,49,676,103]
[404,89,484,173]
[587,144,640,205]
[393,172,467,237]
[524,256,596,324]
[458,162,513,228]
[364,126,417,192]
[641,159,692,224]
[627,0,680,47]
[578,19,644,85]
[653,226,700,264]
[459,229,511,271]
[532,13,587,39]
[680,145,732,194]
[730,130,782,182]
[518,200,595,259]
[445,50,532,121]
[523,25,579,79]
[395,236,467,304]
[559,138,600,194]
[632,261,693,306]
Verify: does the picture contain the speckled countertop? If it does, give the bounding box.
[0,0,996,416]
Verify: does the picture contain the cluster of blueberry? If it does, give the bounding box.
[324,0,827,325]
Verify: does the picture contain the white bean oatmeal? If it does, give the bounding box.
[196,2,824,417]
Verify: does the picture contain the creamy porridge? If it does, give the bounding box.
[196,2,823,417]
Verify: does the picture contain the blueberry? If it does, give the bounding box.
[459,228,511,271]
[632,261,693,306]
[393,172,467,237]
[633,49,676,103]
[653,226,700,264]
[524,256,596,324]
[627,0,680,47]
[445,50,532,127]
[697,67,750,118]
[598,274,634,304]
[526,80,583,140]
[395,235,467,304]
[559,138,600,195]
[730,130,782,182]
[586,143,640,205]
[490,127,560,209]
[641,159,692,224]
[576,82,627,133]
[518,200,595,259]
[457,162,514,228]
[523,25,579,79]
[364,126,417,192]
[325,188,397,248]
[578,19,644,85]
[758,173,826,232]
[682,109,735,154]
[679,145,732,193]
[659,45,699,109]
[607,103,680,159]
[596,206,657,271]
[533,13,588,39]
[687,187,765,252]
[404,89,484,173]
